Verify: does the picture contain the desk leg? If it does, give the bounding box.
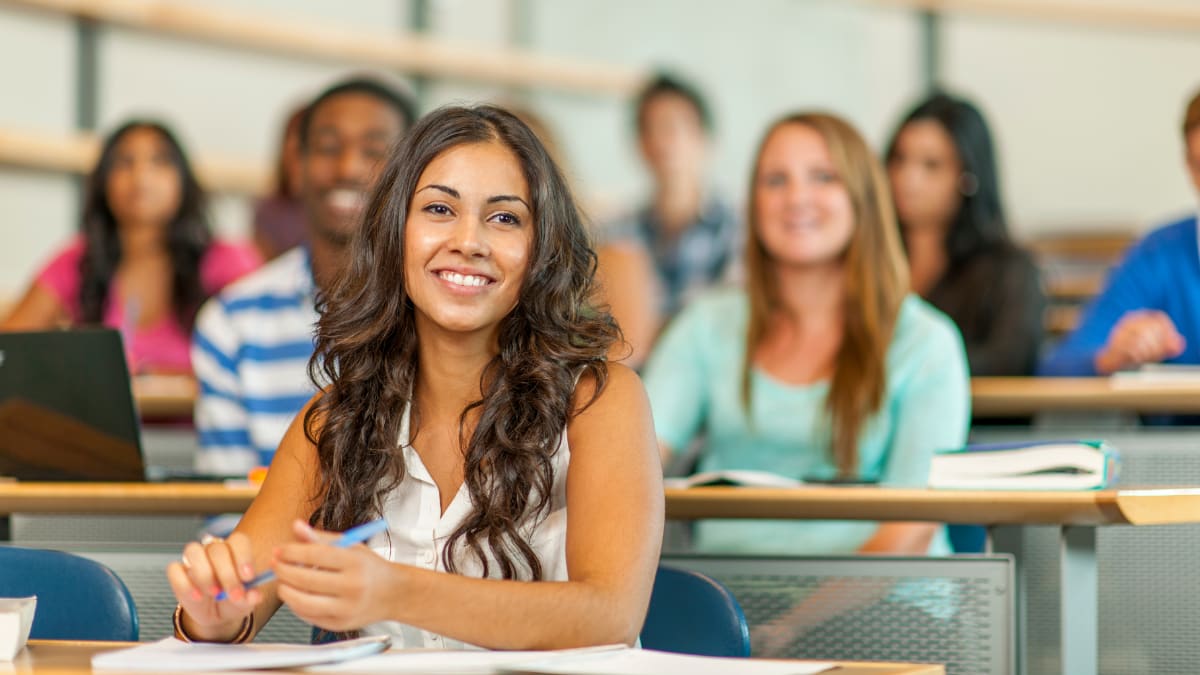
[1059,526,1097,675]
[988,526,1025,675]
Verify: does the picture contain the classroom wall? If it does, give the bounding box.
[1,0,1198,295]
[938,12,1200,237]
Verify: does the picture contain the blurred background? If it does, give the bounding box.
[1,0,1199,294]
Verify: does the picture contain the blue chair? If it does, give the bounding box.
[640,564,750,657]
[947,524,987,553]
[0,546,138,640]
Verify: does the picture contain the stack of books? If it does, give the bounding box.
[929,440,1119,490]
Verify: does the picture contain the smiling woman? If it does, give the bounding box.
[642,111,970,557]
[166,105,664,651]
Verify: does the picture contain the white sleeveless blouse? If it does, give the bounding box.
[360,405,570,649]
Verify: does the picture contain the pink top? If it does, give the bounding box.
[34,236,261,374]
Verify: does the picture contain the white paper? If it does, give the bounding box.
[0,597,36,661]
[505,649,834,675]
[305,644,626,674]
[92,636,390,672]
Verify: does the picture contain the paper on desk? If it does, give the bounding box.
[304,644,625,674]
[504,648,834,675]
[0,597,36,661]
[91,635,390,672]
[305,646,831,675]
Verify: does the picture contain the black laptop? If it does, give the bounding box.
[0,329,147,481]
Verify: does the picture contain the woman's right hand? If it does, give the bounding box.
[165,532,262,641]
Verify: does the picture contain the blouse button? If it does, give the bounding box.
[422,550,436,565]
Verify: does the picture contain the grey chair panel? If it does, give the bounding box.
[663,554,1013,675]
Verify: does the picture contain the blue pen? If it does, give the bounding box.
[215,518,388,601]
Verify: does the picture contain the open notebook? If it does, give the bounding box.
[93,639,833,674]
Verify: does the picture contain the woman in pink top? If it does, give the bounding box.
[1,120,260,373]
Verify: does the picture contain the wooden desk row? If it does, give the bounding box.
[14,641,944,675]
[135,375,1200,420]
[4,482,1198,526]
[970,376,1200,416]
[10,483,1197,675]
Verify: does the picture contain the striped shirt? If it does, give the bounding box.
[191,247,319,475]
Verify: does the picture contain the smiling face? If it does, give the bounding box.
[752,122,855,269]
[104,126,183,230]
[403,140,534,341]
[297,92,406,246]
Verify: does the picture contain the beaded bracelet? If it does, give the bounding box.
[173,604,255,644]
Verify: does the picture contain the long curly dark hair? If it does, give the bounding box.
[305,105,618,581]
[79,120,213,328]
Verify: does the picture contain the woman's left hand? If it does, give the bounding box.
[272,519,403,632]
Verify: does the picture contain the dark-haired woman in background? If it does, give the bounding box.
[1,121,260,373]
[886,93,1045,377]
[165,106,661,648]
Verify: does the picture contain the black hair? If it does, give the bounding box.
[79,120,212,329]
[298,76,418,151]
[634,72,712,135]
[886,92,1009,268]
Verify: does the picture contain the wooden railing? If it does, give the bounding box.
[4,0,644,96]
[0,0,647,194]
[862,0,1200,33]
[0,126,268,194]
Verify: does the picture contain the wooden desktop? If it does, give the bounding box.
[13,640,945,674]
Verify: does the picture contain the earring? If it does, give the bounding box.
[958,172,979,197]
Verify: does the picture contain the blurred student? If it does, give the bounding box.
[167,105,661,649]
[598,74,740,366]
[192,77,416,476]
[643,112,969,556]
[1041,89,1200,376]
[251,105,308,261]
[1,120,259,374]
[886,93,1045,376]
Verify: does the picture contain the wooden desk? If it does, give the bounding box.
[131,374,197,420]
[9,484,1192,675]
[972,376,1200,416]
[14,640,944,674]
[0,482,258,515]
[130,373,1200,421]
[4,482,1197,526]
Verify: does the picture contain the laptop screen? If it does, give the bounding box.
[0,329,145,481]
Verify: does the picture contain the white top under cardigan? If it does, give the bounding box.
[360,405,570,649]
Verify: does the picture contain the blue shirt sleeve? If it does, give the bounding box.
[640,296,719,457]
[1039,235,1166,376]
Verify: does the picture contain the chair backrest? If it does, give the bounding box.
[640,564,750,657]
[947,524,987,553]
[0,546,138,640]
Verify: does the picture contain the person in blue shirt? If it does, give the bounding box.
[643,111,970,557]
[1041,90,1200,376]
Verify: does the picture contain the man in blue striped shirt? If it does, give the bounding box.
[192,77,416,475]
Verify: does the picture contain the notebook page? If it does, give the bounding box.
[503,648,834,675]
[92,636,389,672]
